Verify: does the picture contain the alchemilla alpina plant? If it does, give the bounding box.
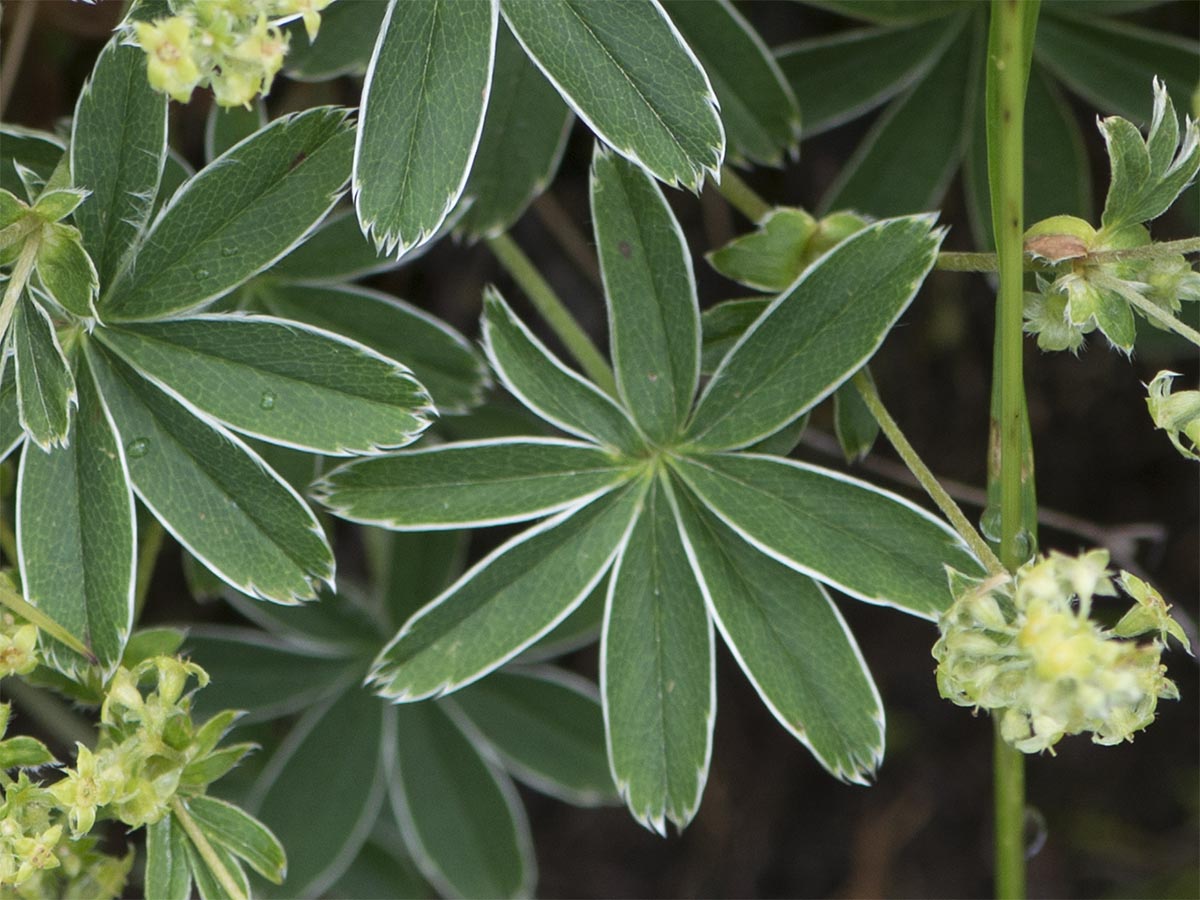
[0,0,1196,896]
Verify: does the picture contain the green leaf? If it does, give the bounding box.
[102,107,354,321]
[451,666,615,805]
[96,315,433,456]
[186,836,251,900]
[266,209,396,283]
[457,23,573,238]
[685,215,944,451]
[258,282,488,414]
[392,702,533,899]
[187,795,287,885]
[354,0,498,256]
[699,297,768,375]
[204,99,267,163]
[316,437,635,529]
[482,288,644,454]
[283,0,387,80]
[1035,11,1199,122]
[804,0,966,25]
[0,366,21,461]
[369,480,646,701]
[501,0,724,190]
[70,38,167,286]
[367,530,467,629]
[591,149,698,444]
[0,125,63,198]
[34,223,98,318]
[662,0,799,167]
[706,209,817,293]
[671,453,982,619]
[0,736,56,769]
[85,343,334,604]
[519,577,606,662]
[251,687,387,897]
[671,485,885,782]
[775,15,961,137]
[822,15,978,215]
[12,296,76,450]
[833,376,879,462]
[327,836,431,900]
[146,814,193,900]
[603,476,713,833]
[17,351,133,675]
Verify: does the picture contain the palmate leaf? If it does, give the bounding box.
[17,351,134,676]
[663,0,800,167]
[95,314,434,456]
[354,0,498,257]
[501,0,725,190]
[685,215,945,451]
[70,37,167,286]
[102,107,354,321]
[391,702,534,899]
[603,474,713,834]
[671,453,983,619]
[456,22,573,239]
[671,484,885,783]
[592,149,699,444]
[84,342,334,605]
[11,295,76,450]
[314,438,638,529]
[369,480,646,702]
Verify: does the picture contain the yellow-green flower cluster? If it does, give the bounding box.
[130,0,335,107]
[0,615,38,679]
[933,550,1188,754]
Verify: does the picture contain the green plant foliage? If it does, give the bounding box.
[316,150,984,832]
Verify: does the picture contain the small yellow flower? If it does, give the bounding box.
[133,17,203,103]
[0,624,38,677]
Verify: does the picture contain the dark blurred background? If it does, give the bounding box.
[3,1,1196,896]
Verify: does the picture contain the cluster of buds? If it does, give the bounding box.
[130,0,335,107]
[933,550,1189,754]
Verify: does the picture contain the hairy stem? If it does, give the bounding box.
[852,372,1004,575]
[486,233,617,395]
[716,167,771,222]
[172,796,247,900]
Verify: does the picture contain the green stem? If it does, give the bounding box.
[987,1,1038,896]
[0,236,39,341]
[1093,271,1200,348]
[0,573,98,664]
[2,677,95,750]
[485,233,617,395]
[172,796,247,900]
[716,167,771,222]
[936,237,1200,273]
[852,372,1005,575]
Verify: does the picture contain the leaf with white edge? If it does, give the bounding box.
[501,0,724,190]
[592,148,698,444]
[834,376,879,462]
[775,14,962,138]
[186,837,251,900]
[685,215,944,451]
[603,475,713,834]
[450,666,616,805]
[102,107,354,321]
[70,38,167,287]
[205,99,267,164]
[266,210,397,283]
[326,836,432,900]
[257,281,487,414]
[34,224,98,318]
[96,315,433,456]
[187,795,287,885]
[354,0,498,256]
[1100,80,1199,230]
[17,351,133,676]
[0,736,55,769]
[315,437,636,529]
[1,367,22,463]
[457,22,573,239]
[671,453,983,619]
[671,484,885,782]
[251,687,387,898]
[12,296,76,450]
[146,814,192,900]
[662,0,800,167]
[85,343,334,605]
[370,480,647,701]
[482,288,644,454]
[392,702,534,899]
[805,0,963,25]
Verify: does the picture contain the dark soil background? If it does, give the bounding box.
[3,1,1197,897]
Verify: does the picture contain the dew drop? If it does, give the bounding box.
[221,245,237,257]
[1024,806,1047,860]
[259,391,277,411]
[979,506,1001,543]
[193,268,210,281]
[126,438,150,459]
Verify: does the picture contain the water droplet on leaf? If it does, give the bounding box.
[126,438,150,459]
[259,391,277,410]
[221,246,236,257]
[194,268,210,281]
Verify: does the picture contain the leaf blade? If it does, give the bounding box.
[187,795,287,885]
[12,296,76,450]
